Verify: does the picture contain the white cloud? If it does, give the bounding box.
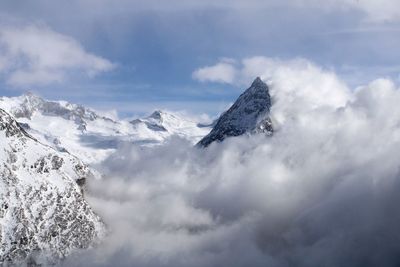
[192,59,237,84]
[60,61,400,267]
[0,23,115,87]
[242,57,352,125]
[328,0,400,22]
[192,57,351,116]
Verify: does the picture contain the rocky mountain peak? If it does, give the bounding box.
[251,76,264,86]
[22,91,43,101]
[148,110,163,120]
[197,77,273,147]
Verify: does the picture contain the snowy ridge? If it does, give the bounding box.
[0,93,124,164]
[0,108,105,265]
[198,77,273,147]
[0,94,212,164]
[130,110,211,145]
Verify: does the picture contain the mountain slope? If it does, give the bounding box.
[0,108,105,265]
[198,77,273,147]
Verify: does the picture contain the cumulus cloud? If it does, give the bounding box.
[60,59,400,267]
[193,57,351,109]
[192,59,237,84]
[0,23,115,87]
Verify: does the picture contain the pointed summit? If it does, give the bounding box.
[21,91,43,103]
[198,77,273,147]
[22,91,35,97]
[252,76,264,86]
[148,110,163,121]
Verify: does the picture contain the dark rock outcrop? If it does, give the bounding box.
[198,77,273,147]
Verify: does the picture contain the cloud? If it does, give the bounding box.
[41,0,400,21]
[59,59,400,267]
[192,59,237,84]
[192,57,351,111]
[0,23,115,87]
[330,0,400,22]
[6,0,400,23]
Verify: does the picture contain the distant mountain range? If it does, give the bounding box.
[0,93,212,164]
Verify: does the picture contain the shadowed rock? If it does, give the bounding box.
[198,77,273,147]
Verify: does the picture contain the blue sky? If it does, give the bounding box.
[0,0,400,116]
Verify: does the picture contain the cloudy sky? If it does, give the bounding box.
[3,2,400,266]
[0,0,400,116]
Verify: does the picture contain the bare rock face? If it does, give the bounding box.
[198,77,273,147]
[0,108,105,265]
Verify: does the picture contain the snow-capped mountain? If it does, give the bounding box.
[0,93,212,164]
[130,110,211,145]
[0,93,212,264]
[0,108,105,265]
[198,77,273,147]
[0,77,273,264]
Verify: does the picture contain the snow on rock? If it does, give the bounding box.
[0,108,105,265]
[198,77,273,147]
